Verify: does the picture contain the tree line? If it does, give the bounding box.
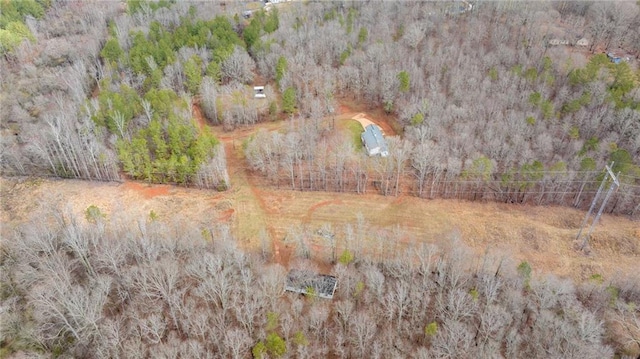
[244,118,640,217]
[3,1,638,212]
[1,205,638,358]
[1,1,123,181]
[1,1,240,189]
[242,1,640,217]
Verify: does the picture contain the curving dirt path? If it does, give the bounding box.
[4,174,638,281]
[350,113,387,135]
[202,107,292,265]
[336,99,398,136]
[2,101,638,280]
[303,200,344,223]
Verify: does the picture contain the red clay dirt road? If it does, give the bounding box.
[2,102,638,280]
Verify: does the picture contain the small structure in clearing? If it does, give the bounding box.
[446,0,473,15]
[575,38,589,47]
[607,50,631,64]
[254,86,266,98]
[285,269,338,299]
[548,38,570,46]
[361,124,389,157]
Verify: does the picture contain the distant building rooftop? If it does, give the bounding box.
[607,50,631,64]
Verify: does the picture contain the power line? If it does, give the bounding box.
[619,174,640,180]
[620,183,640,189]
[576,163,620,253]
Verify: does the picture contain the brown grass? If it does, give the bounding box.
[2,176,638,281]
[235,187,639,281]
[2,101,638,282]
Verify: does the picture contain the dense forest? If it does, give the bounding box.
[242,1,640,216]
[1,206,639,358]
[2,0,640,214]
[1,0,230,188]
[1,0,640,357]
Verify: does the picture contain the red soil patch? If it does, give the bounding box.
[192,101,207,130]
[304,199,344,222]
[337,103,352,115]
[273,239,293,268]
[253,73,267,86]
[212,120,284,142]
[217,138,289,266]
[217,208,235,222]
[123,181,170,199]
[211,193,225,200]
[91,84,100,99]
[392,196,407,205]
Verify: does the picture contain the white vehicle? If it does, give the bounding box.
[254,86,266,99]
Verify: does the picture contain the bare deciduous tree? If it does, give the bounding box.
[221,46,256,84]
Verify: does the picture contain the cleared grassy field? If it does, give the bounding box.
[338,119,365,150]
[2,174,639,281]
[254,188,640,280]
[3,104,638,283]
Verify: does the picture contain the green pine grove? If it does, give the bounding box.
[0,0,48,53]
[91,1,278,185]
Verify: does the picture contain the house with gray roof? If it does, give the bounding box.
[361,124,389,157]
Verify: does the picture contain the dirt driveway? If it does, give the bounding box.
[350,113,386,134]
[2,101,638,280]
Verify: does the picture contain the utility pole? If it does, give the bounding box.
[576,163,620,252]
